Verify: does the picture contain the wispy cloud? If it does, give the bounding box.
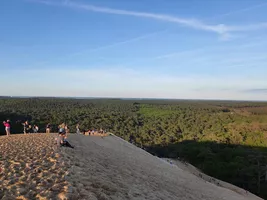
[69,29,167,57]
[227,23,267,32]
[28,0,267,38]
[31,29,166,67]
[151,38,267,60]
[243,89,267,94]
[154,47,208,60]
[212,2,267,19]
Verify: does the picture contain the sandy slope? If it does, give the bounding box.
[0,133,263,200]
[0,134,70,200]
[62,134,263,200]
[161,158,259,199]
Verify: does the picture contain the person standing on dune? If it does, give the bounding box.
[57,123,66,145]
[65,124,69,135]
[76,124,80,134]
[22,121,31,134]
[3,120,11,136]
[33,125,39,133]
[46,123,51,134]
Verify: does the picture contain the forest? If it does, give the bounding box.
[1,97,267,199]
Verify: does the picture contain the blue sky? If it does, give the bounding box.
[0,0,267,100]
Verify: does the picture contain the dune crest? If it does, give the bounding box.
[0,133,263,200]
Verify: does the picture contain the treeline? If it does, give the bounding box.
[0,98,267,198]
[0,98,138,134]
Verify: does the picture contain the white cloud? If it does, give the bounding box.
[28,0,267,38]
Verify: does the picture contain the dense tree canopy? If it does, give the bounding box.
[1,97,267,198]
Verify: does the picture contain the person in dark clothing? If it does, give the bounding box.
[22,121,31,134]
[58,132,74,148]
[129,135,135,144]
[61,137,74,148]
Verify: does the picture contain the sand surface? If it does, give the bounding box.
[161,158,260,199]
[0,134,70,200]
[61,134,263,200]
[0,133,263,200]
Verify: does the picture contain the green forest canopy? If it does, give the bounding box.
[0,97,267,198]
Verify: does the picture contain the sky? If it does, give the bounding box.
[0,0,267,100]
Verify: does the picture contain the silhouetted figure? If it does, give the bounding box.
[22,121,31,134]
[129,135,134,144]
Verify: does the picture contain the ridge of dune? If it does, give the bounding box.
[0,133,263,200]
[62,134,262,200]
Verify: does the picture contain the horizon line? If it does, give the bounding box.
[1,96,266,102]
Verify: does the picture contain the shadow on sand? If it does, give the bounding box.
[146,140,267,199]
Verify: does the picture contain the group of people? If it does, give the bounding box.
[82,128,107,136]
[22,121,39,134]
[2,120,106,139]
[2,119,44,136]
[2,119,111,150]
[76,124,107,136]
[2,119,74,148]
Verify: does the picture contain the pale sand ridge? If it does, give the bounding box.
[61,134,263,200]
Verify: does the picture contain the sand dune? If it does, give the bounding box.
[0,133,263,200]
[62,134,262,200]
[161,158,259,199]
[0,134,70,200]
